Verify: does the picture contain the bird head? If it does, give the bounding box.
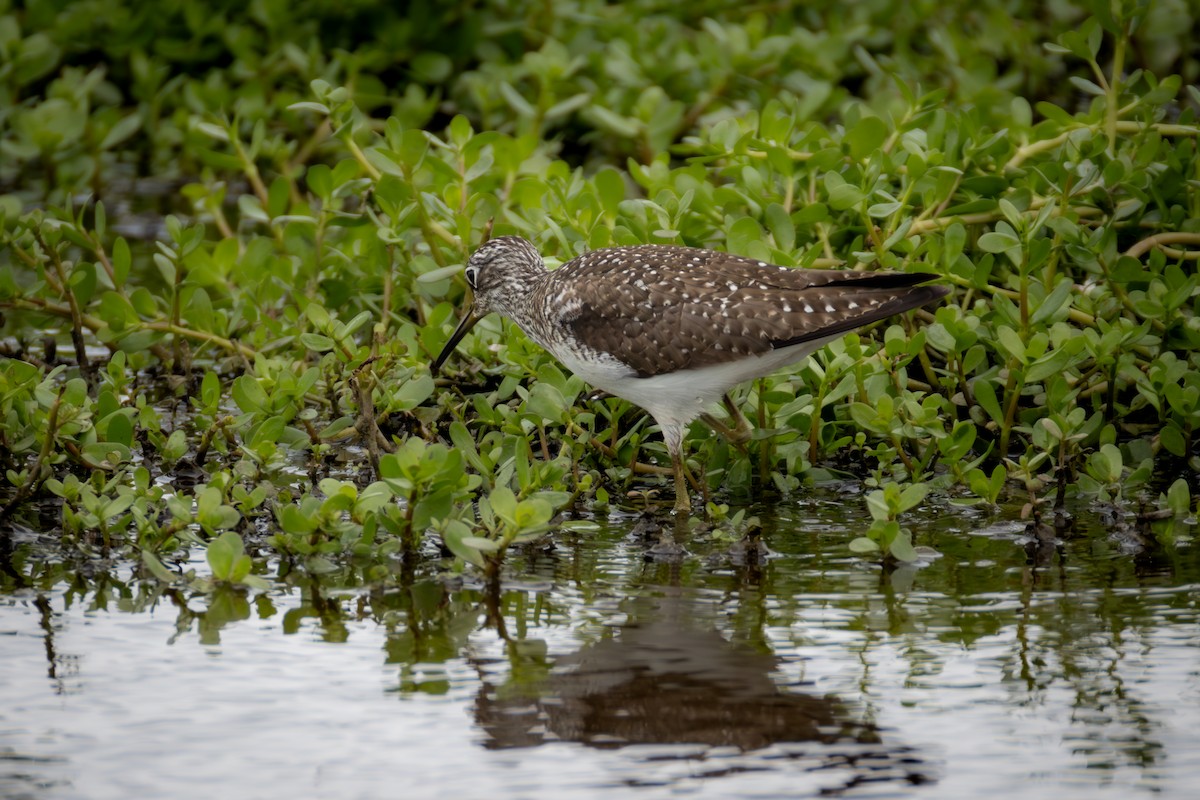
[433,236,544,374]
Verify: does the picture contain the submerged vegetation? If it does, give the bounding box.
[1,0,1199,578]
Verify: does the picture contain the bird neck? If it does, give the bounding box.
[488,264,552,332]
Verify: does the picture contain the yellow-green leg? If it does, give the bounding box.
[699,393,754,449]
[722,393,754,445]
[670,450,691,516]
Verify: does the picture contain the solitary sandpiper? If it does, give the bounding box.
[434,235,949,514]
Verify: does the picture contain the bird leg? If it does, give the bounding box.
[699,393,754,451]
[722,392,754,445]
[670,450,692,516]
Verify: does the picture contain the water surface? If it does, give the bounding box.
[3,496,1198,798]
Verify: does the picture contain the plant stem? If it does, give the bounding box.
[32,229,94,388]
[0,387,65,522]
[1125,232,1200,259]
[998,365,1023,459]
[1105,33,1126,156]
[344,133,382,181]
[1006,121,1198,170]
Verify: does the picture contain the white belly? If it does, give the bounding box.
[548,335,840,434]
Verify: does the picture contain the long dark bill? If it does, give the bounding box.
[432,307,483,375]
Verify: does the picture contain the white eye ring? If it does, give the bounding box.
[465,265,479,288]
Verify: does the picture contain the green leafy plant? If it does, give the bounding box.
[441,486,563,574]
[852,481,931,563]
[204,530,270,589]
[2,0,1198,572]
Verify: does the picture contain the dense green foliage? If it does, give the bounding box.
[1,0,1198,572]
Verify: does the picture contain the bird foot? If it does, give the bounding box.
[646,530,687,561]
[724,532,773,566]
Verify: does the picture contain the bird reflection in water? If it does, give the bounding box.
[473,591,933,789]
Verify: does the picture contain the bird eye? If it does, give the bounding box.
[465,265,479,288]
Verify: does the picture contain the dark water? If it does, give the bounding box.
[2,496,1198,799]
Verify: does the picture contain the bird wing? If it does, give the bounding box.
[548,245,947,378]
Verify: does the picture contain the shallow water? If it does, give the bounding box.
[2,496,1198,799]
